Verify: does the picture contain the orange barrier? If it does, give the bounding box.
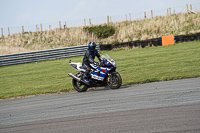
[162,35,174,46]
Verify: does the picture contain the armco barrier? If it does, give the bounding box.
[0,44,100,67]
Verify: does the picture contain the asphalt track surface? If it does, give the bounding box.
[0,77,200,133]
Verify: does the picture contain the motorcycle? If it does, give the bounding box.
[68,54,122,92]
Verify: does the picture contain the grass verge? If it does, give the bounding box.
[0,41,200,99]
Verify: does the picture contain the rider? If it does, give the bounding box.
[82,41,102,84]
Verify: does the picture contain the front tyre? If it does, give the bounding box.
[72,73,88,92]
[107,72,122,89]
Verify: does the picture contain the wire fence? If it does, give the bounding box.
[1,3,200,37]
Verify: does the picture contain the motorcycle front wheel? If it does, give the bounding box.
[107,72,122,89]
[72,73,88,92]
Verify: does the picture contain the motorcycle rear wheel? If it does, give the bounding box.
[107,72,122,89]
[72,74,88,92]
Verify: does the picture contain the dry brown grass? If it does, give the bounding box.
[0,11,200,55]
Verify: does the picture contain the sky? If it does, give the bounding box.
[0,0,200,33]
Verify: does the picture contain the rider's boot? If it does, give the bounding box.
[83,73,90,85]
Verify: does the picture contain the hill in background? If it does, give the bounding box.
[0,11,200,55]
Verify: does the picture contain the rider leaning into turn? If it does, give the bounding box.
[82,41,102,84]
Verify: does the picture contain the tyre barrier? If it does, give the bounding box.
[174,35,184,43]
[100,32,200,50]
[195,33,200,41]
[100,44,113,50]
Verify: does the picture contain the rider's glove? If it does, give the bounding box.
[94,61,99,66]
[100,61,104,66]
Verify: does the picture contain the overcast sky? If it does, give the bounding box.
[0,0,200,29]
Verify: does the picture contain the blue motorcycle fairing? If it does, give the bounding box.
[91,67,112,81]
[90,58,116,81]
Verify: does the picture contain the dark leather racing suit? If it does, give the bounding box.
[82,49,102,79]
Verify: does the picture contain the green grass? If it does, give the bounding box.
[0,41,200,99]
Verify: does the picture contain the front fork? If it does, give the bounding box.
[107,72,114,84]
[107,71,118,84]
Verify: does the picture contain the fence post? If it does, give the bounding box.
[167,9,168,15]
[84,19,86,26]
[22,26,24,34]
[125,14,127,21]
[36,25,38,33]
[151,10,153,19]
[174,10,175,14]
[59,21,61,29]
[144,12,146,19]
[40,24,42,32]
[129,13,131,21]
[186,4,189,13]
[169,8,171,15]
[110,16,112,23]
[65,21,67,29]
[8,27,10,36]
[89,18,91,26]
[107,16,109,24]
[190,4,192,10]
[1,28,3,37]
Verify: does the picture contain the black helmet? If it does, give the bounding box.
[88,41,96,51]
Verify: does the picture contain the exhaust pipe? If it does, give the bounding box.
[68,73,81,82]
[68,73,90,85]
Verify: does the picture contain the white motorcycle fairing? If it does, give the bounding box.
[69,62,85,72]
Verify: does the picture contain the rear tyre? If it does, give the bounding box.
[107,72,122,89]
[72,73,88,92]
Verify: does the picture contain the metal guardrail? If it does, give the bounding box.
[0,44,100,67]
